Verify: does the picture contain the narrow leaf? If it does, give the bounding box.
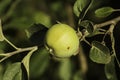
[0,19,4,41]
[95,7,114,18]
[73,0,88,17]
[22,47,37,79]
[3,62,21,80]
[105,56,117,80]
[89,41,111,64]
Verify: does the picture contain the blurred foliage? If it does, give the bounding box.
[0,0,120,80]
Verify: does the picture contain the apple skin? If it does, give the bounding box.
[45,23,80,58]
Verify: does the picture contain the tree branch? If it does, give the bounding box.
[94,16,120,28]
[0,46,38,62]
[78,44,88,75]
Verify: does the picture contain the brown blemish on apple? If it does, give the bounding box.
[67,46,70,50]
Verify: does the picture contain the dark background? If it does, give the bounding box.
[0,0,120,80]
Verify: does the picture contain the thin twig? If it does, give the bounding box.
[94,16,120,67]
[0,19,4,41]
[4,37,19,50]
[0,53,9,56]
[109,24,120,68]
[0,46,38,62]
[114,9,120,12]
[1,17,19,50]
[77,0,93,32]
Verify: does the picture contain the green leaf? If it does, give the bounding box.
[13,68,22,80]
[33,12,51,28]
[22,47,37,79]
[3,62,22,80]
[80,20,105,37]
[30,47,49,78]
[58,59,72,80]
[6,16,33,29]
[89,41,111,64]
[73,0,88,17]
[50,1,63,12]
[0,64,4,79]
[105,56,117,80]
[0,19,4,41]
[0,42,6,53]
[80,20,94,34]
[95,7,114,18]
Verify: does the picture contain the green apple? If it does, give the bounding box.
[45,23,80,58]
